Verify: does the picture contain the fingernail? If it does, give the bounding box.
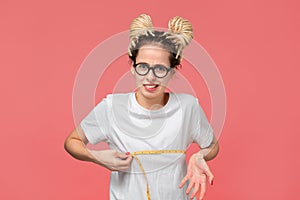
[125,152,130,156]
[211,180,214,185]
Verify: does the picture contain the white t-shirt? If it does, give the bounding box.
[80,92,214,200]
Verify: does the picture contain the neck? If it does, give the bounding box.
[135,92,169,110]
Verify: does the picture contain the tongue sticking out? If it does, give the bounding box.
[144,84,159,91]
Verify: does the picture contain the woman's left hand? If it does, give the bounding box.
[179,152,214,200]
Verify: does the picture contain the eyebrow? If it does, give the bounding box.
[135,62,170,67]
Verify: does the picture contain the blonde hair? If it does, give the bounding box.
[128,14,193,62]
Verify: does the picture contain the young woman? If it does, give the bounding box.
[65,14,219,200]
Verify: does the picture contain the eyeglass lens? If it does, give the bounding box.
[135,63,170,78]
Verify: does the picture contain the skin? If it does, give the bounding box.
[64,44,219,200]
[130,45,175,110]
[179,137,219,200]
[64,125,133,171]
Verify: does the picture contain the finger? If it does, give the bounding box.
[110,166,117,171]
[198,181,206,200]
[179,175,189,188]
[186,181,195,195]
[116,156,133,167]
[116,152,130,159]
[198,161,213,184]
[203,168,214,185]
[122,156,133,165]
[117,165,131,171]
[190,182,199,199]
[112,158,133,171]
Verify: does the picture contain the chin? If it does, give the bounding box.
[138,85,166,99]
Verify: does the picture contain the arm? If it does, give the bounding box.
[197,136,219,161]
[179,136,219,200]
[64,125,132,171]
[64,125,95,162]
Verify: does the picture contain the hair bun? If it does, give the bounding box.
[165,16,193,58]
[169,16,194,46]
[129,14,154,41]
[130,14,153,29]
[168,16,193,47]
[128,14,194,59]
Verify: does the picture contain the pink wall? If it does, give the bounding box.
[1,0,299,199]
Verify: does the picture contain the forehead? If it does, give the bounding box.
[136,45,170,65]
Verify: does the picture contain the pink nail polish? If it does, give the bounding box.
[125,152,130,156]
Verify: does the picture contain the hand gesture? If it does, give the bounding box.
[179,153,214,200]
[88,149,133,171]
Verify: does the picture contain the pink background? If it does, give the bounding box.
[1,0,299,199]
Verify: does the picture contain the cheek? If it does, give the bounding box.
[134,74,144,85]
[160,76,173,86]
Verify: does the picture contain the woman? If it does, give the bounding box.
[64,14,219,200]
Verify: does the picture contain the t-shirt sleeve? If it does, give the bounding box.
[190,98,214,148]
[80,98,109,145]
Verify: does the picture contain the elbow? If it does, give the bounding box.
[212,142,220,159]
[210,136,220,159]
[64,136,72,155]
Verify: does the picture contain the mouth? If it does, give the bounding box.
[143,84,159,92]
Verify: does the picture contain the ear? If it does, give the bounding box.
[131,66,135,75]
[128,60,135,75]
[169,68,176,79]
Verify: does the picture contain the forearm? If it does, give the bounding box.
[64,127,97,164]
[64,138,96,163]
[198,137,219,161]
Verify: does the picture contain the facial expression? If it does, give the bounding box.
[131,44,175,101]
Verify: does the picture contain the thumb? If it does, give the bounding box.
[116,152,130,160]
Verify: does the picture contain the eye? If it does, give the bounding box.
[137,63,149,69]
[155,65,167,72]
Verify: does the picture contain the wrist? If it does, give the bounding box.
[87,149,102,165]
[196,149,210,160]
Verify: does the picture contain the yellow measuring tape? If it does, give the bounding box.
[129,150,186,200]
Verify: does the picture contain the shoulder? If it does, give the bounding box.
[106,93,133,103]
[92,93,133,116]
[104,93,133,109]
[170,93,200,112]
[94,93,132,108]
[106,92,132,99]
[172,93,198,104]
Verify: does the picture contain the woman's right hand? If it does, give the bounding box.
[88,149,133,171]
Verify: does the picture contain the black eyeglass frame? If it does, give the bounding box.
[133,62,173,78]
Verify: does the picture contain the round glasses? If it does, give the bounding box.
[133,62,173,78]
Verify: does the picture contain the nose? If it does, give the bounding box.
[146,68,156,81]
